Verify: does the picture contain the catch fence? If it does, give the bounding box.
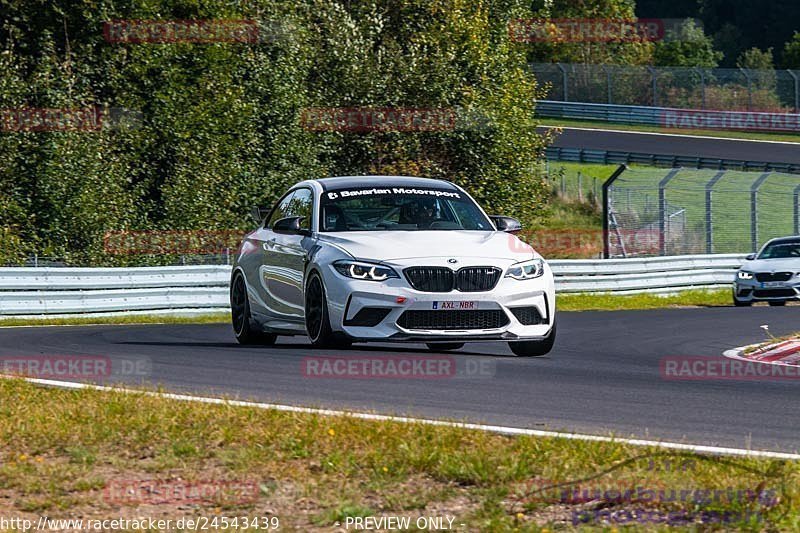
[603,166,800,257]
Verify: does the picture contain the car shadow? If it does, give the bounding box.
[118,340,496,356]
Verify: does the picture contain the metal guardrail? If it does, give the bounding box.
[538,100,664,126]
[0,257,743,315]
[550,254,744,293]
[544,146,800,174]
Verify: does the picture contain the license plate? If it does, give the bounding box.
[761,281,785,288]
[432,301,477,310]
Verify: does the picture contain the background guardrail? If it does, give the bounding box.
[544,146,800,174]
[536,100,800,133]
[0,256,744,315]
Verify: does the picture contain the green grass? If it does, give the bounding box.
[557,289,732,311]
[539,117,800,144]
[0,377,797,531]
[0,312,230,327]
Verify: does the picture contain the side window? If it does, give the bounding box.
[287,188,313,230]
[265,191,296,229]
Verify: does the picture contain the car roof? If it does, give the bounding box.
[313,175,458,191]
[766,235,800,245]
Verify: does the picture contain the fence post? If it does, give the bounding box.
[695,68,706,109]
[578,172,583,201]
[602,164,628,259]
[603,65,612,104]
[794,184,800,235]
[658,169,681,256]
[789,70,800,113]
[750,172,771,252]
[557,63,568,102]
[648,66,658,106]
[704,170,726,254]
[740,67,752,111]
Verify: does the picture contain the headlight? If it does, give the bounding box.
[505,258,545,280]
[737,271,754,280]
[333,260,398,281]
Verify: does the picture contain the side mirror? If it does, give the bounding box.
[490,215,522,233]
[250,205,269,226]
[745,253,756,260]
[273,216,310,236]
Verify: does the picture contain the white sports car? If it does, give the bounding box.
[733,236,800,306]
[230,176,556,356]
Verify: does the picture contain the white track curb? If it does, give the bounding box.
[6,375,800,460]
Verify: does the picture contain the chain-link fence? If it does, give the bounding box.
[533,63,800,112]
[605,167,800,257]
[2,253,234,268]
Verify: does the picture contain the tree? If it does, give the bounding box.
[737,47,774,70]
[652,19,722,67]
[782,32,800,69]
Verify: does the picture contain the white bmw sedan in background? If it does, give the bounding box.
[230,176,556,356]
[733,236,800,306]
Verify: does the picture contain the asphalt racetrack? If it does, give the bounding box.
[540,126,800,166]
[2,305,798,453]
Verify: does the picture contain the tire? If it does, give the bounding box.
[768,301,787,307]
[508,321,556,357]
[733,296,752,307]
[231,272,277,345]
[305,271,351,348]
[425,342,464,352]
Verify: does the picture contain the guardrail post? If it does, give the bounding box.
[704,170,726,254]
[658,169,681,256]
[602,164,628,259]
[750,172,771,252]
[794,184,800,235]
[557,63,568,102]
[789,70,800,113]
[740,68,752,111]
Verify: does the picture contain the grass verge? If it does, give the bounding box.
[557,289,732,311]
[539,117,800,144]
[0,312,230,327]
[0,378,797,531]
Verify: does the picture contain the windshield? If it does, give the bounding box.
[319,186,493,232]
[758,241,800,259]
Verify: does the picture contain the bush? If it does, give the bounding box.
[0,0,550,265]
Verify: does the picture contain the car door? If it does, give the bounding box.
[241,190,297,321]
[267,187,314,321]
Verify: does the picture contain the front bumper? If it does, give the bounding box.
[733,278,800,302]
[323,265,556,342]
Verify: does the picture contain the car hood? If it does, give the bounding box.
[742,258,800,272]
[317,231,537,263]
